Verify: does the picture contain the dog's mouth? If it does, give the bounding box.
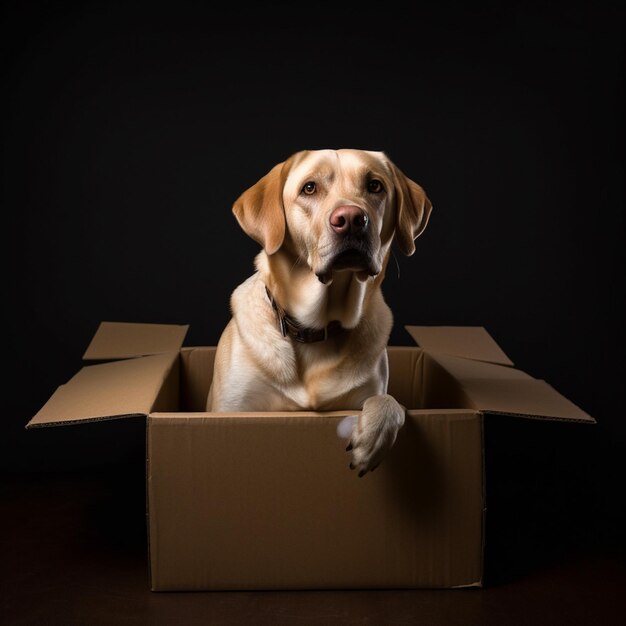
[315,245,378,285]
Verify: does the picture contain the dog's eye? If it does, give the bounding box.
[302,181,317,195]
[367,179,384,193]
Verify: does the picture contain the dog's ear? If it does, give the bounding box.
[232,158,294,255]
[390,164,433,256]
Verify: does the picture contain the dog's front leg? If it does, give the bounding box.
[344,394,405,477]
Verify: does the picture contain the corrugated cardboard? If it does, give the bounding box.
[27,322,594,590]
[83,321,189,360]
[405,325,514,366]
[28,352,178,427]
[147,410,483,590]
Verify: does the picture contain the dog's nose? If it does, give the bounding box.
[329,205,369,236]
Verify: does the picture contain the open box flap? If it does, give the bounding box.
[429,352,595,423]
[405,326,514,366]
[83,321,189,360]
[27,351,178,428]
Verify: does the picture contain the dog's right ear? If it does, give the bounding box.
[232,158,294,255]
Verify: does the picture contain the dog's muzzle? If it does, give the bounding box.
[316,238,379,284]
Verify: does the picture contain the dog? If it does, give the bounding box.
[207,149,432,476]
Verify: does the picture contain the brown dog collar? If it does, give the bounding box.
[265,286,344,343]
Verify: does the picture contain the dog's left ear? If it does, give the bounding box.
[232,157,294,255]
[390,164,433,256]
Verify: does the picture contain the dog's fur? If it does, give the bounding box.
[207,149,432,475]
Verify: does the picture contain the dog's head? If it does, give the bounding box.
[233,149,432,283]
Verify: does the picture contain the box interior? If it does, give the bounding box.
[175,346,467,414]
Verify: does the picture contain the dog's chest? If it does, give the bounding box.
[280,347,365,411]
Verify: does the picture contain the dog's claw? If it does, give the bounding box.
[346,442,353,451]
[349,463,355,470]
[358,470,366,478]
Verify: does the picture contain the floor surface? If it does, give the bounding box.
[1,467,624,626]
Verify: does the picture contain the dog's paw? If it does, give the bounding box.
[344,394,405,477]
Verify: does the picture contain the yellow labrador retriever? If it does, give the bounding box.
[207,149,432,476]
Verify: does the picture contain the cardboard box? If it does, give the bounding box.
[27,322,594,590]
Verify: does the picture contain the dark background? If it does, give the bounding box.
[1,1,624,622]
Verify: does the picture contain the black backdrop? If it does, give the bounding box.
[2,2,624,558]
